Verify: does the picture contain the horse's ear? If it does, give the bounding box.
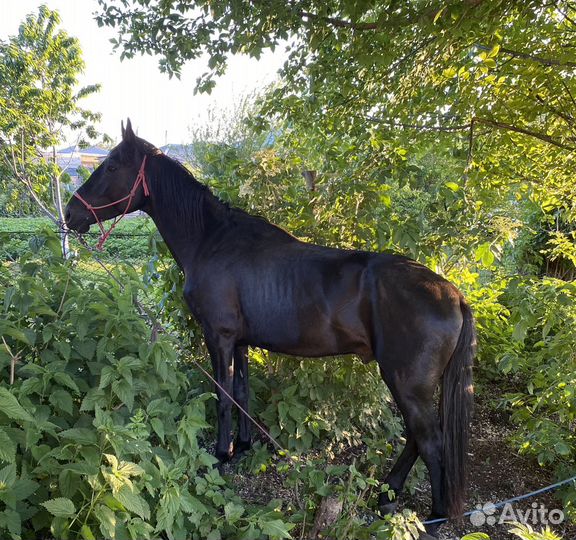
[122,118,135,144]
[121,120,125,138]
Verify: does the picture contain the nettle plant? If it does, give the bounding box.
[0,230,293,540]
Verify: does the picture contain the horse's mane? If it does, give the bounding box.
[147,150,292,240]
[148,152,216,231]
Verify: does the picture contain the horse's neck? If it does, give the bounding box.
[145,165,225,267]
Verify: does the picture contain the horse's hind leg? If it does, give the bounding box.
[378,434,418,513]
[233,345,251,454]
[378,355,446,530]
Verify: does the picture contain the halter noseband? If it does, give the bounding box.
[73,154,150,250]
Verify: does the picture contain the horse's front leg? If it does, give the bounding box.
[204,331,235,463]
[233,345,251,454]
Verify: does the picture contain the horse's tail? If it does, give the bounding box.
[441,299,475,518]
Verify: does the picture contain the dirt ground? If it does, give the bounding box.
[225,391,576,540]
[406,393,576,540]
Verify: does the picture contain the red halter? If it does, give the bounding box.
[73,154,150,250]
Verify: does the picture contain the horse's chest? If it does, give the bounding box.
[183,275,242,325]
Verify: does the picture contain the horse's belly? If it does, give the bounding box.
[242,306,373,360]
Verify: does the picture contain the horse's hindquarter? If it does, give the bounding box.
[367,256,465,380]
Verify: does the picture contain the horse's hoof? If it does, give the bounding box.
[378,501,398,516]
[215,449,232,465]
[234,437,252,455]
[377,492,397,516]
[423,518,442,538]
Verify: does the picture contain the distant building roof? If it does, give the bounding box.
[160,144,193,163]
[58,145,109,157]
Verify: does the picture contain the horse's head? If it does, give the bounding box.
[65,119,154,233]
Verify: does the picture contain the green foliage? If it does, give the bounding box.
[0,5,101,217]
[499,279,576,489]
[6,3,576,534]
[98,0,576,294]
[280,459,424,540]
[463,522,563,539]
[0,217,155,262]
[457,272,576,520]
[253,354,402,454]
[507,523,563,540]
[161,79,576,526]
[0,230,296,540]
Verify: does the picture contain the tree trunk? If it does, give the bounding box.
[52,146,70,258]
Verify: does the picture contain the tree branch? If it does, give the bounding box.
[535,94,575,129]
[298,0,488,32]
[365,116,472,132]
[365,115,575,150]
[473,116,576,150]
[3,146,59,224]
[298,10,379,30]
[478,44,576,68]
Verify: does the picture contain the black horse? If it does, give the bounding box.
[65,120,474,533]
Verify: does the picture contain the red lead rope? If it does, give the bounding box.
[73,155,150,250]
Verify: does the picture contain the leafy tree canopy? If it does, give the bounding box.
[97,0,576,270]
[0,5,101,216]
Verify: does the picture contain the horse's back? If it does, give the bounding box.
[192,223,464,363]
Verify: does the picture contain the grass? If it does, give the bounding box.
[0,215,157,262]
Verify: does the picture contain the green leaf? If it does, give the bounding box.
[0,464,17,489]
[150,417,165,442]
[75,339,96,360]
[114,485,150,520]
[2,509,21,537]
[94,504,116,539]
[462,534,490,540]
[53,372,80,393]
[488,44,500,57]
[259,519,295,539]
[80,388,107,411]
[117,461,144,477]
[0,428,17,463]
[2,326,33,345]
[62,462,99,476]
[475,242,495,267]
[0,387,34,422]
[80,523,96,540]
[433,6,446,24]
[59,469,78,498]
[49,389,73,415]
[224,501,245,524]
[180,492,209,516]
[56,341,71,361]
[112,379,135,411]
[41,497,76,517]
[11,478,39,501]
[554,441,571,456]
[59,428,98,446]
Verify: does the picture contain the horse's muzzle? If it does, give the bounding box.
[64,202,91,233]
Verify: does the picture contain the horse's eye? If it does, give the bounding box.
[107,164,118,172]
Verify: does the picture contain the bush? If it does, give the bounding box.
[252,354,403,455]
[463,522,563,539]
[454,269,576,521]
[0,231,294,540]
[499,278,576,518]
[0,217,154,262]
